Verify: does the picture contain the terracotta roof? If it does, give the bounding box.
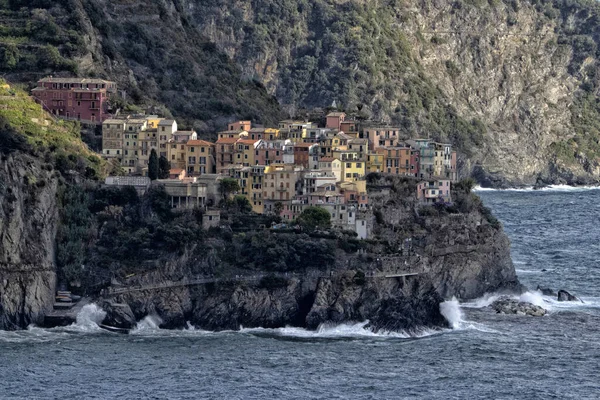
[237,139,258,145]
[38,77,114,84]
[170,169,184,174]
[187,140,214,146]
[218,130,243,134]
[320,157,335,162]
[216,137,239,144]
[327,112,346,117]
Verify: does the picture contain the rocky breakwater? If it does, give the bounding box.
[0,152,59,329]
[491,297,547,317]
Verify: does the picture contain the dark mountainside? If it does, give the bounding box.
[4,0,600,185]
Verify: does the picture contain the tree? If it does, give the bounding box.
[148,149,158,180]
[158,155,170,179]
[296,206,331,230]
[273,201,284,216]
[219,178,240,200]
[232,195,252,213]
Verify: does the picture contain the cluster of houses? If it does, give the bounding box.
[32,77,459,239]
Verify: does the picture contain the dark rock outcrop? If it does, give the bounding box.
[557,290,581,302]
[537,286,557,296]
[0,153,59,330]
[491,298,547,317]
[100,302,136,329]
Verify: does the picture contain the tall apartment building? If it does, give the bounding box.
[31,77,116,124]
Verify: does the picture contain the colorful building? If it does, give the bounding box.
[186,140,215,175]
[417,180,452,204]
[31,77,116,124]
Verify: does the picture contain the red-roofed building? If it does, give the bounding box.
[169,168,186,180]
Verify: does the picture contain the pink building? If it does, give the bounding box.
[411,148,420,178]
[228,120,251,131]
[255,140,284,166]
[31,77,116,124]
[326,112,346,130]
[417,180,451,204]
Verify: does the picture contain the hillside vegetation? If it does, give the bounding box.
[3,0,600,185]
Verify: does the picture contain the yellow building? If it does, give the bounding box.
[185,140,215,176]
[248,165,266,213]
[367,153,384,173]
[235,139,258,166]
[145,116,163,129]
[169,142,187,170]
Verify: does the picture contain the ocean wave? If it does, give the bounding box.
[239,321,441,339]
[462,291,600,314]
[474,185,600,192]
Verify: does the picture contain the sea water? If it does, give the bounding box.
[1,188,600,399]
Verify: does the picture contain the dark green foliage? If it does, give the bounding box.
[145,185,172,221]
[148,149,158,180]
[273,201,284,216]
[453,178,476,194]
[258,275,289,290]
[353,270,366,286]
[0,115,29,154]
[219,178,240,200]
[56,185,94,287]
[230,195,252,213]
[296,206,331,230]
[158,155,170,179]
[223,232,336,272]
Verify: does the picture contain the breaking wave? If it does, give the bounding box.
[462,291,600,313]
[240,321,441,339]
[440,297,463,329]
[474,185,600,192]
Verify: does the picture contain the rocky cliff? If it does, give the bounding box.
[0,82,103,330]
[0,152,59,330]
[92,177,520,332]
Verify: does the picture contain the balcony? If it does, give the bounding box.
[277,187,287,192]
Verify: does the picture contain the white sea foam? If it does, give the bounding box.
[64,303,106,332]
[440,297,464,329]
[240,321,440,339]
[462,290,600,314]
[474,185,600,192]
[132,314,163,332]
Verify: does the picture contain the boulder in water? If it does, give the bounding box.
[491,297,547,316]
[557,290,581,302]
[100,301,136,329]
[536,285,556,296]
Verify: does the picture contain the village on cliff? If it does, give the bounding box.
[32,77,458,239]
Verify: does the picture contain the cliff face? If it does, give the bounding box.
[190,0,600,186]
[0,153,59,330]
